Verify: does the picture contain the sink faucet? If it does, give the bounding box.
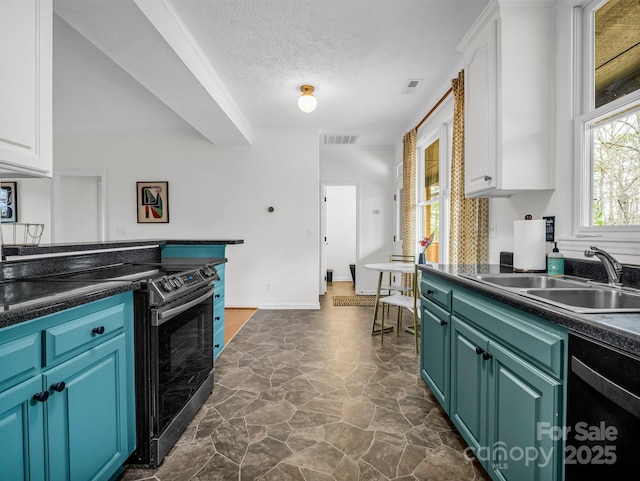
[584,246,623,286]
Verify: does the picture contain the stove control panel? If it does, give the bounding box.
[149,264,219,304]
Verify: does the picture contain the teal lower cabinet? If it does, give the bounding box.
[213,263,226,361]
[0,293,135,481]
[46,334,129,481]
[420,275,453,412]
[450,317,488,450]
[420,274,567,481]
[420,295,451,412]
[0,376,47,480]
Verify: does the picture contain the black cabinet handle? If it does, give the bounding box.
[33,391,49,403]
[50,382,66,392]
[215,294,221,298]
[92,326,105,335]
[214,344,220,348]
[439,319,448,326]
[215,316,221,321]
[426,289,434,295]
[474,346,492,360]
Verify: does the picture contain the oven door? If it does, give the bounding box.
[150,286,214,443]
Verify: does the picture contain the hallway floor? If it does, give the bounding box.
[119,282,490,481]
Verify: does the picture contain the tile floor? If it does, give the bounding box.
[119,282,491,481]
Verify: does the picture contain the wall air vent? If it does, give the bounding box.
[324,135,358,145]
[401,79,422,94]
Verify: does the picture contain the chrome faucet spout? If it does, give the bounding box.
[584,246,623,286]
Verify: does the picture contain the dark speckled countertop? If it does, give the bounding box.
[0,240,239,330]
[418,263,640,357]
[0,279,140,329]
[1,238,244,257]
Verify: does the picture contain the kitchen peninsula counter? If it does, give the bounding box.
[0,279,140,328]
[2,238,244,258]
[0,238,242,328]
[418,263,640,357]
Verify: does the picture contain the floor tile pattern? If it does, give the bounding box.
[120,283,491,481]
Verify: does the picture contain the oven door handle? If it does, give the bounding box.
[572,356,640,419]
[152,287,215,326]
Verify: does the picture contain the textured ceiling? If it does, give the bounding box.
[53,0,490,146]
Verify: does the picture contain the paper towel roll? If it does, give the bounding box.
[513,219,546,272]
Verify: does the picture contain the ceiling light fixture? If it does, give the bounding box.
[298,85,317,113]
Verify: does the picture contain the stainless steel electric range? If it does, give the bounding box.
[41,259,221,468]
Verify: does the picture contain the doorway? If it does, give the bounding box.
[320,183,358,295]
[52,170,106,243]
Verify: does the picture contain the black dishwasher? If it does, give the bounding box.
[565,332,640,479]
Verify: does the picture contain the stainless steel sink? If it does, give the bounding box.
[463,273,640,313]
[468,274,588,289]
[520,288,640,313]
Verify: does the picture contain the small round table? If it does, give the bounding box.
[364,262,417,344]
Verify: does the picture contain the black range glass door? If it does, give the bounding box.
[151,289,213,435]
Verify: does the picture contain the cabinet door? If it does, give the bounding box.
[464,17,497,196]
[45,334,129,481]
[0,0,52,177]
[487,341,562,481]
[0,376,46,481]
[450,317,490,452]
[420,300,450,412]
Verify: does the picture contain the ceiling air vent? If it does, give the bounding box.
[324,135,358,145]
[401,79,422,95]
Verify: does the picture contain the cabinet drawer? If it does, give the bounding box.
[214,300,225,329]
[453,293,565,378]
[214,323,224,361]
[213,290,224,306]
[44,303,126,366]
[421,296,449,325]
[420,276,452,311]
[0,333,41,388]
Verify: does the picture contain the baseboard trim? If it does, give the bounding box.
[255,303,320,310]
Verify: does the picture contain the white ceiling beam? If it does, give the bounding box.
[54,0,252,145]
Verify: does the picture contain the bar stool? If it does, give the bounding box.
[378,264,419,353]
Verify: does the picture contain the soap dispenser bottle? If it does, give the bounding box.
[547,242,564,277]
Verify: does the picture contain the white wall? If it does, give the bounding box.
[320,146,395,294]
[11,131,394,306]
[325,185,356,281]
[53,128,321,309]
[0,177,52,245]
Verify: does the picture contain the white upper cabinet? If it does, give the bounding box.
[0,0,52,178]
[458,0,555,197]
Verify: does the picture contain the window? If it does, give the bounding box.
[577,0,640,234]
[417,122,451,263]
[422,139,440,262]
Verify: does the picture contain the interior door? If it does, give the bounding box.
[319,185,327,294]
[52,171,105,242]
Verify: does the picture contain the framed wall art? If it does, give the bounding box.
[137,181,169,223]
[0,182,17,223]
